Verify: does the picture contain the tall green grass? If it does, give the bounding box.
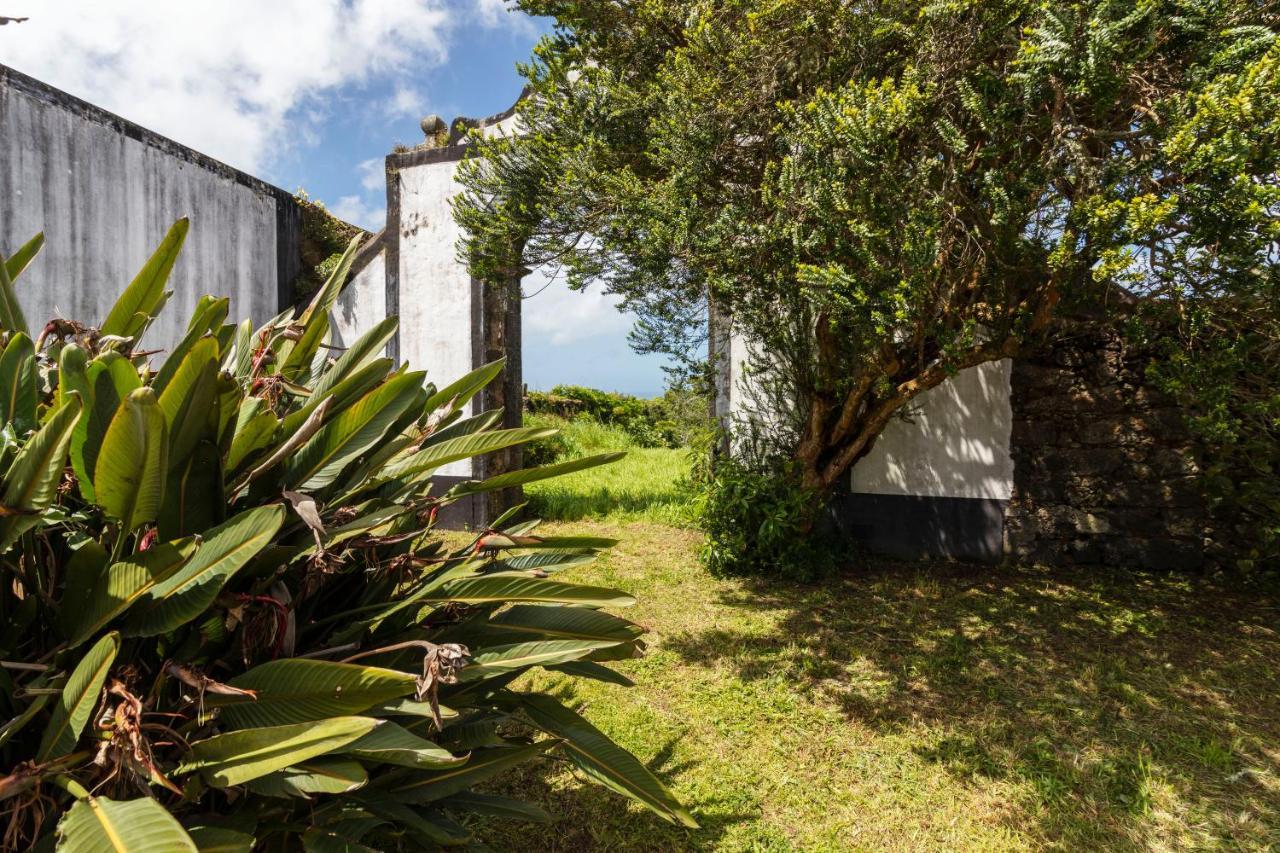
[523,413,696,525]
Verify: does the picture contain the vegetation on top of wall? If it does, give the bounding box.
[295,192,368,303]
[525,382,712,452]
[0,223,693,850]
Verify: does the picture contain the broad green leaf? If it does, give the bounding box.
[158,439,223,540]
[549,660,635,687]
[383,427,557,481]
[522,694,697,827]
[226,401,278,472]
[80,353,142,501]
[421,408,502,447]
[301,826,378,853]
[311,316,397,399]
[213,659,416,728]
[479,604,644,643]
[101,218,189,340]
[185,826,255,853]
[284,372,425,490]
[224,318,254,379]
[0,332,36,433]
[422,358,504,416]
[246,758,368,798]
[447,452,625,498]
[58,541,109,638]
[279,312,330,382]
[279,358,390,440]
[157,337,219,467]
[460,640,622,681]
[57,795,197,852]
[424,576,635,608]
[69,539,196,647]
[2,393,81,512]
[177,717,377,788]
[498,552,599,572]
[125,505,285,637]
[154,296,228,393]
[0,245,28,335]
[37,631,120,761]
[344,721,465,769]
[438,791,551,823]
[94,388,167,532]
[4,232,44,282]
[384,743,549,803]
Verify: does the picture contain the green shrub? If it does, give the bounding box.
[0,223,693,849]
[695,456,836,581]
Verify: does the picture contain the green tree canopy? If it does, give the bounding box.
[457,0,1279,495]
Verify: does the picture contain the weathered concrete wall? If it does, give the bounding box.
[0,64,298,351]
[1005,323,1207,570]
[331,233,386,351]
[383,105,524,526]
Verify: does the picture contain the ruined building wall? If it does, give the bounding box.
[1005,322,1209,571]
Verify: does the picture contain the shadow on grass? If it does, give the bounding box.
[662,562,1280,847]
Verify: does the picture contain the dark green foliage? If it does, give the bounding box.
[458,0,1280,567]
[695,457,836,582]
[0,224,694,850]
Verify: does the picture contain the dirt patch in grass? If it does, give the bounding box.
[478,521,1280,851]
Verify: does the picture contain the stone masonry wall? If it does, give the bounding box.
[1005,322,1208,571]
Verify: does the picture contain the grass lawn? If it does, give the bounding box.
[483,439,1280,850]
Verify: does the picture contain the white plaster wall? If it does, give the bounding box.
[850,360,1013,500]
[331,247,385,351]
[721,330,1013,501]
[396,159,475,477]
[0,75,283,353]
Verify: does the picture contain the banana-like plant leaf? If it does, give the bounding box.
[154,296,228,393]
[459,640,622,681]
[478,604,645,643]
[424,576,635,608]
[125,505,284,637]
[157,336,220,465]
[177,717,378,788]
[420,408,503,447]
[383,427,557,482]
[310,316,397,400]
[80,353,142,501]
[0,245,28,336]
[159,439,223,540]
[548,660,635,687]
[2,393,81,513]
[68,539,196,647]
[94,387,167,532]
[284,372,425,490]
[37,631,120,761]
[383,742,549,803]
[213,659,417,729]
[57,795,198,852]
[0,332,36,434]
[438,791,551,823]
[245,758,369,798]
[421,358,504,416]
[226,400,279,472]
[446,452,625,499]
[358,798,473,846]
[101,218,189,340]
[4,232,44,283]
[522,694,698,828]
[186,826,255,853]
[344,721,465,769]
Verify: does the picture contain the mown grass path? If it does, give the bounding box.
[480,519,1280,851]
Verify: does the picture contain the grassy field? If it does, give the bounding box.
[480,430,1280,850]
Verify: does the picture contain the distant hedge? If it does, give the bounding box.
[525,383,711,449]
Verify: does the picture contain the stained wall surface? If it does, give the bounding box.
[0,64,296,351]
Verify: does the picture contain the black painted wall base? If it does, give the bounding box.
[826,492,1008,564]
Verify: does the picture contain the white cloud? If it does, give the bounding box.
[523,266,631,346]
[329,195,386,231]
[358,158,386,193]
[383,85,428,120]
[0,0,468,175]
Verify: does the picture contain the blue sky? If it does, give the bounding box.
[0,0,671,396]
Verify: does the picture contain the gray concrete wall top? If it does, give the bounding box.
[0,63,299,352]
